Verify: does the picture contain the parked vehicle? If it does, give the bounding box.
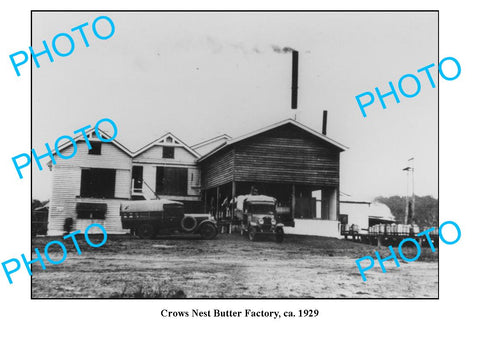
[234,195,285,242]
[32,204,49,236]
[341,221,438,247]
[120,199,217,240]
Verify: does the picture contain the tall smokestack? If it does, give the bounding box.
[291,50,298,109]
[322,110,328,135]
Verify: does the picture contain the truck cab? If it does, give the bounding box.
[237,195,284,242]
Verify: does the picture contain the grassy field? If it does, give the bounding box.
[31,233,438,298]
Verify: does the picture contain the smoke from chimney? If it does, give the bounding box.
[272,45,296,54]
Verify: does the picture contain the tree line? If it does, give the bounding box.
[374,195,438,227]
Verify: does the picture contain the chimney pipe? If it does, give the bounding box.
[291,50,298,109]
[322,110,328,135]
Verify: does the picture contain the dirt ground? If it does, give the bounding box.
[31,233,438,298]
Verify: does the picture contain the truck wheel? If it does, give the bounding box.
[275,228,284,243]
[199,222,217,240]
[136,224,155,239]
[181,216,198,232]
[248,227,257,241]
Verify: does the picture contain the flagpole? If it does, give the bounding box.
[411,158,415,223]
[404,168,409,224]
[403,158,414,224]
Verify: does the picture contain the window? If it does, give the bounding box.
[248,204,275,215]
[162,146,174,159]
[132,166,143,192]
[76,203,107,219]
[156,167,187,196]
[80,168,116,198]
[89,142,102,155]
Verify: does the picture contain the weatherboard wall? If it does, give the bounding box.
[200,147,235,189]
[47,141,132,235]
[200,124,341,189]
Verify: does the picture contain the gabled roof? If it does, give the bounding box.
[197,118,348,162]
[53,127,133,157]
[133,132,201,158]
[191,134,232,150]
[340,192,371,205]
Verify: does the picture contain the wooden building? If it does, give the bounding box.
[198,119,347,228]
[131,132,203,212]
[47,128,133,235]
[46,119,347,236]
[47,128,205,235]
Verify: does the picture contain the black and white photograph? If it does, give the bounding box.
[29,11,439,299]
[5,0,480,338]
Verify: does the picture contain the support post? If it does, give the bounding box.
[230,181,236,234]
[216,186,220,221]
[231,181,236,216]
[204,189,207,214]
[336,185,340,221]
[328,188,337,221]
[292,184,296,219]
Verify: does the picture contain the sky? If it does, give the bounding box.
[32,11,438,201]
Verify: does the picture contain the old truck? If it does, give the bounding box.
[234,195,285,242]
[119,199,218,240]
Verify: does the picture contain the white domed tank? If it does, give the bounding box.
[369,202,396,222]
